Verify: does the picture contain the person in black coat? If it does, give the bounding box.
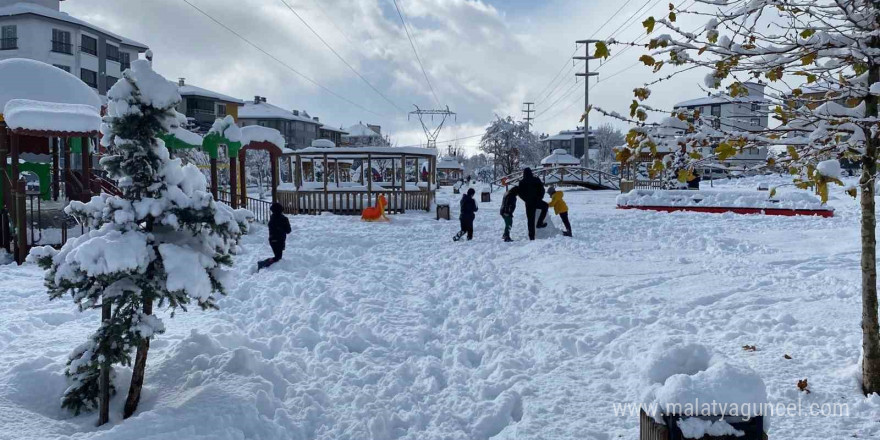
[516,168,549,240]
[454,188,478,241]
[500,186,518,242]
[259,202,291,270]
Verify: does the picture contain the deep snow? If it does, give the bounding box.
[1,176,879,439]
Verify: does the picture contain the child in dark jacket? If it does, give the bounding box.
[453,188,478,241]
[500,186,518,242]
[259,203,292,270]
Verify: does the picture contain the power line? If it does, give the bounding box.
[277,0,407,114]
[180,0,388,118]
[307,0,356,46]
[536,58,582,107]
[533,47,581,104]
[588,0,638,40]
[391,0,441,107]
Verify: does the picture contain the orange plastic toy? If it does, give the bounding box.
[361,194,389,222]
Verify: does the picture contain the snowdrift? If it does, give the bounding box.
[616,189,833,217]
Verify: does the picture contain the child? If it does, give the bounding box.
[547,187,572,237]
[258,203,291,270]
[453,188,478,241]
[499,186,518,242]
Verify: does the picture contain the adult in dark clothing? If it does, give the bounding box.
[500,186,519,242]
[259,203,291,270]
[454,188,478,241]
[516,168,548,240]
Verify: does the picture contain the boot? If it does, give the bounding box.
[537,222,548,228]
[563,231,572,237]
[453,231,466,242]
[503,234,513,242]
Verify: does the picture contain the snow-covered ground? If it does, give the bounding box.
[1,176,879,439]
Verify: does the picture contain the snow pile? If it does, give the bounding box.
[241,125,285,149]
[3,99,100,134]
[541,149,579,166]
[817,159,842,179]
[167,125,204,147]
[208,115,242,143]
[677,417,744,438]
[311,138,335,148]
[617,189,830,210]
[0,58,102,111]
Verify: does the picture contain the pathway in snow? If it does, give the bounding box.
[0,177,878,439]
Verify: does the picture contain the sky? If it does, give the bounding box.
[65,0,716,155]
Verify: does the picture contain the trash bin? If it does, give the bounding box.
[436,203,450,221]
[481,191,491,203]
[640,409,767,440]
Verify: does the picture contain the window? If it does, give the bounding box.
[80,68,97,88]
[51,29,72,54]
[106,76,118,88]
[1,25,17,50]
[120,52,131,70]
[80,35,97,55]
[751,102,759,112]
[711,104,721,117]
[53,64,70,72]
[217,103,227,117]
[750,118,760,126]
[106,44,119,62]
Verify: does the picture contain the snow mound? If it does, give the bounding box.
[241,125,286,149]
[644,341,712,384]
[677,417,744,438]
[0,58,101,111]
[617,189,829,211]
[817,159,842,179]
[4,99,101,134]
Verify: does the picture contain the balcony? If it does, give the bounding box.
[0,37,16,50]
[51,40,72,54]
[106,54,120,62]
[80,46,97,56]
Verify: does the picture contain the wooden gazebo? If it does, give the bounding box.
[278,146,437,215]
[436,156,464,186]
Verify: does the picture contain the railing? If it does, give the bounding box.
[80,45,97,56]
[493,166,621,190]
[51,40,73,54]
[277,190,432,216]
[217,190,272,223]
[0,38,17,50]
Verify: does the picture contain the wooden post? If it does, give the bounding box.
[391,158,396,189]
[323,153,329,212]
[271,153,278,203]
[51,138,59,201]
[210,157,218,199]
[367,153,373,202]
[295,154,303,188]
[229,149,238,209]
[415,157,420,187]
[401,155,406,214]
[239,152,247,206]
[81,137,91,201]
[62,137,70,200]
[98,298,111,425]
[335,158,340,188]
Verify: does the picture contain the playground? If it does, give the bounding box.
[0,175,875,439]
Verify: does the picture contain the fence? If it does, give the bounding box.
[217,190,273,223]
[277,190,432,216]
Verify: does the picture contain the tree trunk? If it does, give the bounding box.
[123,296,152,418]
[97,299,111,426]
[861,58,880,396]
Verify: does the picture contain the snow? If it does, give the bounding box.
[677,417,744,438]
[540,149,580,166]
[208,115,241,143]
[167,125,204,147]
[239,101,320,123]
[108,60,180,112]
[240,125,286,149]
[437,156,464,170]
[0,58,102,111]
[311,139,336,148]
[3,99,101,134]
[617,189,830,211]
[817,159,842,179]
[2,175,880,439]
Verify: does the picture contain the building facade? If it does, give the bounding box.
[343,122,388,147]
[316,120,348,146]
[540,127,595,161]
[673,81,769,166]
[0,0,148,96]
[176,78,244,133]
[238,96,322,150]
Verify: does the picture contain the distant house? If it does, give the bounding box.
[176,78,244,132]
[0,0,149,96]
[343,122,388,147]
[238,96,322,149]
[673,81,769,166]
[540,126,595,161]
[317,121,348,147]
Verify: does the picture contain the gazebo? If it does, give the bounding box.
[0,59,103,263]
[278,146,437,215]
[299,138,353,185]
[541,149,581,168]
[436,156,464,186]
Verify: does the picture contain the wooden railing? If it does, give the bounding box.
[217,190,272,223]
[277,190,432,216]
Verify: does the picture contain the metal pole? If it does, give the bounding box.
[574,40,599,167]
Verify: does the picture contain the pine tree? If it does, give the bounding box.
[28,59,251,424]
[595,0,880,394]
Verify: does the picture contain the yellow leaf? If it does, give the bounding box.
[636,109,648,121]
[801,52,817,65]
[677,169,695,182]
[634,87,651,101]
[786,145,800,160]
[652,60,664,73]
[698,46,707,55]
[669,11,676,22]
[769,187,777,197]
[639,55,656,66]
[846,187,858,198]
[715,142,736,160]
[630,100,639,117]
[643,16,656,34]
[800,28,815,39]
[594,41,610,59]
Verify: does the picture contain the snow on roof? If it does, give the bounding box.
[240,125,285,149]
[344,123,381,137]
[4,99,100,133]
[0,2,149,50]
[238,101,320,123]
[437,157,463,170]
[0,58,101,111]
[541,149,580,165]
[320,125,349,134]
[168,125,204,147]
[291,146,437,157]
[543,133,576,142]
[674,93,764,108]
[179,84,244,105]
[311,139,335,148]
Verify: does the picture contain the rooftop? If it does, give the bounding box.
[345,123,381,138]
[0,2,149,49]
[239,100,322,123]
[178,82,244,105]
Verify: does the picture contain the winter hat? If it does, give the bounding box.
[270,202,284,214]
[523,167,533,178]
[467,188,476,196]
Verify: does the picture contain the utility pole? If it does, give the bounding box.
[522,102,535,133]
[574,40,599,166]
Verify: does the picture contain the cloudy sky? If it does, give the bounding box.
[66,0,714,154]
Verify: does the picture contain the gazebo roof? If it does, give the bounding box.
[3,99,101,135]
[541,149,580,165]
[437,157,464,170]
[0,58,102,114]
[290,146,437,159]
[311,139,336,148]
[241,125,285,149]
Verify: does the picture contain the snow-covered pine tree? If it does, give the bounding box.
[28,59,251,424]
[593,0,880,394]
